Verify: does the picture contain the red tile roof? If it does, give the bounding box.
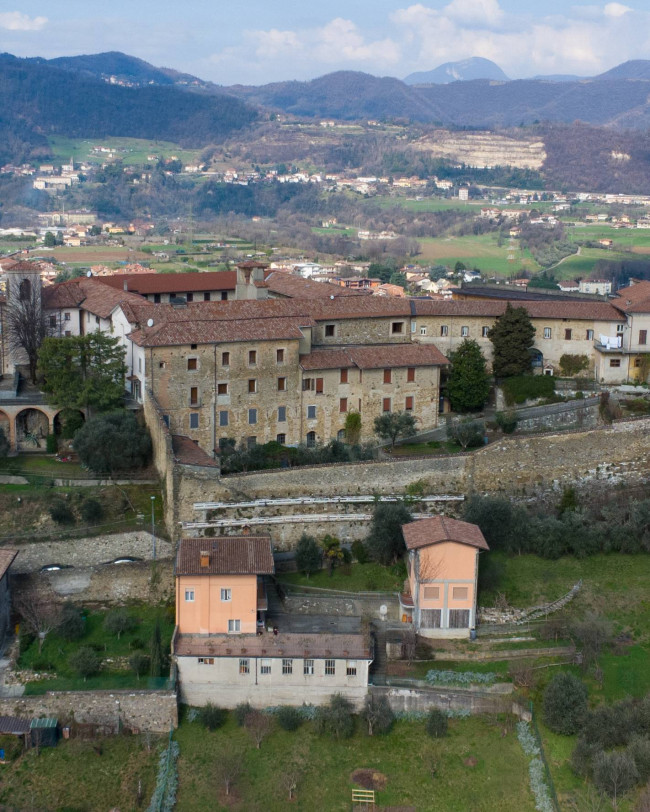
[172,435,219,468]
[266,272,365,299]
[402,516,489,551]
[413,299,622,321]
[174,631,371,659]
[43,277,145,318]
[613,281,650,313]
[130,315,313,347]
[97,271,237,295]
[300,344,448,370]
[176,536,275,576]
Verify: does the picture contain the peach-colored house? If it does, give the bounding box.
[399,516,489,638]
[175,536,274,635]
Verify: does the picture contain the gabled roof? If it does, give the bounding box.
[300,344,448,371]
[413,299,622,322]
[43,277,145,318]
[265,271,365,299]
[97,271,237,295]
[174,631,371,660]
[176,536,275,576]
[402,516,488,551]
[613,281,650,313]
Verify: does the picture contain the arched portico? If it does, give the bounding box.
[15,408,50,450]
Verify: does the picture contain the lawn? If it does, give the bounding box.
[19,603,174,694]
[279,561,406,592]
[48,135,201,166]
[417,234,540,274]
[175,714,535,812]
[389,439,464,456]
[0,734,161,811]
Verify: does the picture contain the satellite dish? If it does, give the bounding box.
[147,318,154,327]
[86,270,92,277]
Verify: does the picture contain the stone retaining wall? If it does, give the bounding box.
[371,685,522,716]
[0,690,177,733]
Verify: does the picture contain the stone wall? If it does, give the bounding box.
[371,684,518,716]
[0,690,177,733]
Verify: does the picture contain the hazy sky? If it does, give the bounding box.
[2,1,649,85]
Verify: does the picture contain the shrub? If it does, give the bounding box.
[129,653,151,680]
[49,498,75,525]
[559,354,590,377]
[294,534,321,576]
[58,604,85,641]
[425,708,448,739]
[628,736,650,783]
[0,428,9,458]
[32,658,56,672]
[199,703,227,731]
[448,419,485,450]
[593,750,639,802]
[103,608,136,640]
[495,411,518,434]
[45,434,58,454]
[362,693,395,736]
[81,498,104,523]
[73,411,152,473]
[571,736,603,778]
[425,669,497,687]
[234,702,253,726]
[502,375,555,406]
[69,647,101,681]
[314,694,355,740]
[543,672,588,735]
[275,706,303,731]
[350,539,369,564]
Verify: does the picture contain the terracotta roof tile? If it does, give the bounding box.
[43,278,145,318]
[414,299,621,321]
[402,516,488,551]
[613,281,650,313]
[172,435,219,468]
[130,315,313,347]
[174,631,372,659]
[176,536,275,576]
[266,272,365,299]
[97,271,237,295]
[299,344,448,370]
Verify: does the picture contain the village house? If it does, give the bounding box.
[173,536,372,708]
[399,516,488,638]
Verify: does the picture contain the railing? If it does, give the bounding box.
[194,494,464,511]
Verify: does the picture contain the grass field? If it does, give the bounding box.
[175,714,534,812]
[48,135,201,167]
[26,245,150,266]
[0,734,161,811]
[279,561,406,592]
[417,234,540,274]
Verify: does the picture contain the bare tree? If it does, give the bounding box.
[401,625,418,664]
[216,749,243,797]
[636,783,650,812]
[6,278,50,384]
[15,591,62,653]
[278,755,305,801]
[244,710,273,749]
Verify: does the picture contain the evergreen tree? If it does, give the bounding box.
[73,411,152,473]
[150,618,164,678]
[294,533,322,576]
[366,500,412,565]
[488,303,536,378]
[446,339,490,412]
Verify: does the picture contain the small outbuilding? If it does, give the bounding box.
[399,515,489,638]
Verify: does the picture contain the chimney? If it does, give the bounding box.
[123,280,128,291]
[200,550,210,568]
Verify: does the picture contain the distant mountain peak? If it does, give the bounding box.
[594,60,650,81]
[404,57,509,86]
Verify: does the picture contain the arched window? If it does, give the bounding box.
[337,429,346,442]
[306,431,316,448]
[19,279,31,302]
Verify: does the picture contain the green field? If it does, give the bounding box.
[418,233,540,274]
[279,561,406,592]
[48,135,202,167]
[175,714,534,812]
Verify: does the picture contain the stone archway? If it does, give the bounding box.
[15,408,49,450]
[53,410,85,440]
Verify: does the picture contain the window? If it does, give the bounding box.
[154,294,161,303]
[221,291,228,301]
[461,326,469,337]
[64,330,71,337]
[219,411,228,427]
[423,586,440,600]
[383,397,391,412]
[407,367,415,382]
[277,377,286,391]
[482,326,489,338]
[191,344,197,350]
[452,587,468,600]
[391,322,404,334]
[239,658,250,675]
[248,409,257,425]
[420,609,442,628]
[325,324,335,337]
[247,436,257,449]
[405,396,414,411]
[449,609,470,629]
[221,352,230,366]
[217,383,228,396]
[306,431,316,447]
[282,658,293,675]
[248,379,257,394]
[187,357,197,371]
[325,659,336,676]
[337,429,346,441]
[163,415,170,427]
[227,619,241,633]
[383,369,392,384]
[278,406,286,422]
[204,292,211,301]
[277,433,286,444]
[304,659,314,676]
[260,658,271,675]
[420,326,427,336]
[640,330,648,345]
[411,320,416,334]
[339,398,347,413]
[64,312,71,321]
[248,350,257,365]
[307,405,316,419]
[315,378,324,394]
[221,588,231,602]
[189,413,199,429]
[565,329,572,341]
[184,589,195,602]
[95,316,100,325]
[190,387,199,406]
[186,292,194,303]
[49,315,57,328]
[340,368,348,384]
[276,348,285,363]
[586,329,594,341]
[634,358,643,368]
[198,657,214,665]
[543,327,551,339]
[302,378,313,391]
[610,359,621,367]
[440,325,448,337]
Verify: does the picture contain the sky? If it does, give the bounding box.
[1,1,649,86]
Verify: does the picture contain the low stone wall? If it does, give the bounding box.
[0,690,177,733]
[371,685,519,716]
